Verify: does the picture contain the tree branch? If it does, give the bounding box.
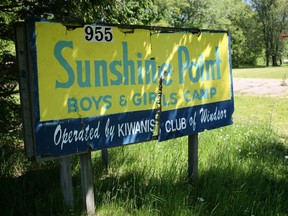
[0,3,23,11]
[0,90,19,98]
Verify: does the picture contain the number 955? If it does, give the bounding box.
[84,25,113,42]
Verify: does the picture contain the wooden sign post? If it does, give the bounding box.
[59,157,73,208]
[101,149,109,171]
[80,152,95,216]
[188,134,199,185]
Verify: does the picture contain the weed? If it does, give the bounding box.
[280,74,288,86]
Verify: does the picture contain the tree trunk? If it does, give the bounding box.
[272,55,277,66]
[265,50,270,66]
[265,31,270,67]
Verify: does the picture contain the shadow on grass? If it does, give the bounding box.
[233,65,266,69]
[195,166,288,216]
[0,141,82,216]
[233,65,288,69]
[0,168,65,216]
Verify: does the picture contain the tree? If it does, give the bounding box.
[203,0,263,67]
[157,0,263,67]
[250,0,288,66]
[155,0,209,28]
[0,0,22,135]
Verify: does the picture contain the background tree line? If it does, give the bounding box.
[0,0,288,136]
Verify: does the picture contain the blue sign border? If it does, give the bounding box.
[25,19,234,159]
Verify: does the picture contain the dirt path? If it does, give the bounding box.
[233,78,288,97]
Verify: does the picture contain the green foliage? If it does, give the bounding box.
[102,0,162,25]
[204,0,263,67]
[0,2,20,135]
[250,0,288,66]
[158,0,208,28]
[154,0,264,67]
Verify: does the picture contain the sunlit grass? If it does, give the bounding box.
[233,96,288,136]
[233,66,288,79]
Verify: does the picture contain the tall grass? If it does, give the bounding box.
[0,96,288,215]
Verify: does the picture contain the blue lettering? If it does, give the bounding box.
[193,90,201,100]
[189,61,200,82]
[91,96,103,109]
[137,53,143,84]
[210,87,217,97]
[145,60,157,84]
[122,42,135,85]
[68,97,78,112]
[94,60,108,87]
[54,41,74,88]
[170,93,177,105]
[184,88,217,101]
[132,93,142,106]
[110,60,122,85]
[76,60,91,87]
[178,46,190,84]
[103,95,112,109]
[184,90,191,102]
[205,60,214,80]
[200,88,209,99]
[177,46,222,83]
[80,97,92,111]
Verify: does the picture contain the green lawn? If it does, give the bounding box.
[233,96,288,136]
[233,66,288,79]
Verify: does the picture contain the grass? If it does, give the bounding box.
[233,66,288,79]
[233,96,288,136]
[1,69,288,215]
[1,96,287,215]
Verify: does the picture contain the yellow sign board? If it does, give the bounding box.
[35,22,232,122]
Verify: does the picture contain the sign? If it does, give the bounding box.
[17,20,234,160]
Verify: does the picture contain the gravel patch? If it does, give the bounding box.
[233,78,288,97]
